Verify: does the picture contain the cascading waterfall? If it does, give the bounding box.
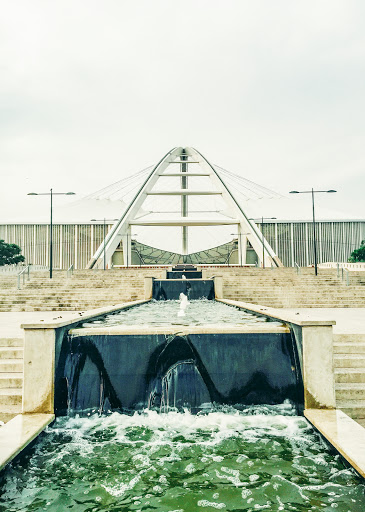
[3,293,365,511]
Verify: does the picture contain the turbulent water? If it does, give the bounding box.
[81,299,285,328]
[1,405,364,511]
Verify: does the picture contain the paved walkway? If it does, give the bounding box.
[281,308,365,334]
[0,312,77,338]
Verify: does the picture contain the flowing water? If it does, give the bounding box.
[80,299,285,328]
[1,405,364,511]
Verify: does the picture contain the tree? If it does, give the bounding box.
[0,239,25,266]
[349,240,365,263]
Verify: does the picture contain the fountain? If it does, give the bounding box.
[52,297,303,416]
[177,292,189,317]
[153,264,214,300]
[1,281,365,510]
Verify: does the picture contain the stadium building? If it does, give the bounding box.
[1,147,364,269]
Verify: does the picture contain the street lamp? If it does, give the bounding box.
[90,219,118,270]
[289,189,337,275]
[230,233,251,266]
[28,189,75,278]
[248,217,276,269]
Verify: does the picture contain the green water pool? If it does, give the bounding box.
[1,405,364,511]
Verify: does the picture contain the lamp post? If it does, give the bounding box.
[248,217,276,269]
[90,219,118,270]
[289,189,336,275]
[28,189,75,278]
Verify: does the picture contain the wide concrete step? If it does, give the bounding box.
[0,388,22,406]
[3,286,144,292]
[0,360,23,372]
[0,338,24,347]
[0,294,143,301]
[227,291,365,295]
[335,368,365,383]
[0,347,24,359]
[0,373,23,389]
[0,299,140,307]
[334,343,365,354]
[334,334,365,343]
[224,291,365,297]
[0,405,22,423]
[337,401,365,418]
[334,354,365,368]
[335,383,365,400]
[0,290,143,297]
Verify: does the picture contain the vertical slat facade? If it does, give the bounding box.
[0,221,364,268]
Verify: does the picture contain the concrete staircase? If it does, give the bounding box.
[204,267,365,308]
[0,267,363,311]
[334,333,365,427]
[0,336,23,423]
[0,268,166,312]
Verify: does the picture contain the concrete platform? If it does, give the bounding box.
[0,301,149,336]
[305,409,365,478]
[0,413,54,470]
[0,311,77,339]
[280,308,365,335]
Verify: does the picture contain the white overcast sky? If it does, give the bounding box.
[1,0,364,221]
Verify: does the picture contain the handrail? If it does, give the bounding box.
[67,264,74,278]
[342,267,350,286]
[17,265,30,290]
[294,262,301,275]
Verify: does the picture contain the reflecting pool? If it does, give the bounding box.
[81,299,285,328]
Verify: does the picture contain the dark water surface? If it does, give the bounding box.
[1,405,364,511]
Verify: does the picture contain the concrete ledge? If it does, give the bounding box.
[0,413,54,471]
[217,299,336,326]
[20,299,150,330]
[305,408,365,478]
[70,324,290,337]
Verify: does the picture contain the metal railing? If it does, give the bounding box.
[342,267,350,286]
[17,265,30,290]
[14,264,49,289]
[67,264,74,278]
[335,263,350,286]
